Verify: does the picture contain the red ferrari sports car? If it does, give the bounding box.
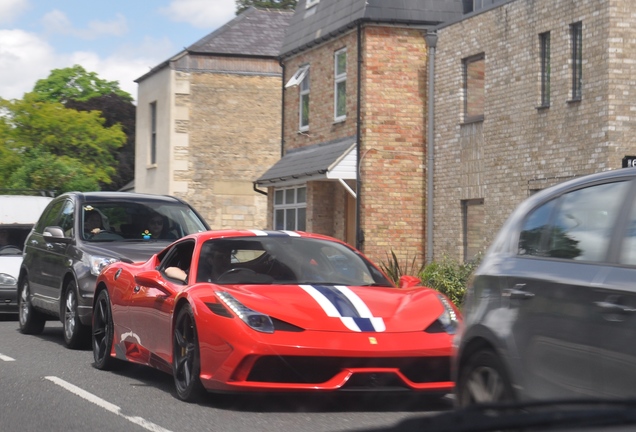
[92,230,460,402]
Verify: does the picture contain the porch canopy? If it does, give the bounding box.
[255,135,357,188]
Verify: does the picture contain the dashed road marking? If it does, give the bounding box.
[45,376,173,432]
[0,353,15,361]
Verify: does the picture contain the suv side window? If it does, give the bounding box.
[59,201,75,236]
[619,197,636,265]
[548,182,628,262]
[35,200,64,233]
[519,200,556,256]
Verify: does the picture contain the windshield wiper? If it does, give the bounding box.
[353,399,636,431]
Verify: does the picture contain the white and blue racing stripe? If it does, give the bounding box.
[300,284,386,332]
[249,229,300,237]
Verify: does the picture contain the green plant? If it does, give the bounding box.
[420,255,481,307]
[379,250,425,286]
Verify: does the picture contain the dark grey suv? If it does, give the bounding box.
[455,169,636,405]
[19,192,209,348]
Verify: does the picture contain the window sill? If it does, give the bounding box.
[146,164,157,170]
[461,116,484,126]
[333,117,346,125]
[536,104,550,111]
[567,97,582,104]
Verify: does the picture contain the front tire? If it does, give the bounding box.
[92,289,116,370]
[173,304,205,402]
[63,280,89,349]
[456,349,516,407]
[18,278,45,335]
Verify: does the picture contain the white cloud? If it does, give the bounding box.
[0,0,30,25]
[0,29,60,99]
[42,9,128,40]
[159,0,236,29]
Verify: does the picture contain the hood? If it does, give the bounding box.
[225,284,446,333]
[0,256,22,280]
[80,240,170,263]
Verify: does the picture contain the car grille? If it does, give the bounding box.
[246,356,450,386]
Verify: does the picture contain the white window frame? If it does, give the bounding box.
[306,0,320,8]
[285,65,309,88]
[273,186,307,231]
[334,48,347,122]
[299,68,310,131]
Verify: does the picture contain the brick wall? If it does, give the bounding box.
[434,0,636,261]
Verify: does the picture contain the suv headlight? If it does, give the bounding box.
[86,255,119,276]
[0,273,17,286]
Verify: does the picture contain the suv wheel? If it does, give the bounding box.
[457,349,516,407]
[18,278,45,334]
[63,280,89,349]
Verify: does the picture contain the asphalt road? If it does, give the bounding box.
[0,315,452,432]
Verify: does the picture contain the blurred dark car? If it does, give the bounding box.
[18,191,209,348]
[454,169,636,406]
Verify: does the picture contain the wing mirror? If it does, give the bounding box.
[43,226,72,243]
[134,270,175,296]
[398,275,422,289]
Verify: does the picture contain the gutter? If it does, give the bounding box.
[424,31,437,264]
[355,22,363,251]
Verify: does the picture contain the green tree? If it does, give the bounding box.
[0,94,126,193]
[32,65,132,103]
[236,0,297,14]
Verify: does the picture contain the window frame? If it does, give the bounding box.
[299,68,310,131]
[273,185,307,231]
[570,21,583,101]
[334,48,347,122]
[150,101,157,165]
[539,31,551,108]
[463,54,485,123]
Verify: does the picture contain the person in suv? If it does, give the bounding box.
[18,191,209,348]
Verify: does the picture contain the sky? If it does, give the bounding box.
[0,0,238,102]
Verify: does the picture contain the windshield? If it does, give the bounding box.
[82,200,207,242]
[196,236,394,287]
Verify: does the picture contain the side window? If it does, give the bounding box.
[160,241,195,283]
[518,199,557,256]
[58,201,75,236]
[548,182,628,261]
[35,200,64,233]
[619,197,636,265]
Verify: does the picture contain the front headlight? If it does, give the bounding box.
[0,273,17,286]
[436,294,459,334]
[86,255,119,276]
[216,291,275,333]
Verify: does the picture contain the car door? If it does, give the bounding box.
[38,199,75,305]
[590,183,636,398]
[128,240,195,365]
[506,180,630,400]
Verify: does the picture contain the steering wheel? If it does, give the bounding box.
[217,268,256,281]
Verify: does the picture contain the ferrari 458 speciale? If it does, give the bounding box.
[92,230,460,401]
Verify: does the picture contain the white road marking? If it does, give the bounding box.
[45,376,173,432]
[0,353,15,361]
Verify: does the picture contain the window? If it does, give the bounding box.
[299,68,310,131]
[570,22,583,100]
[306,0,319,8]
[463,54,485,123]
[539,32,551,107]
[520,182,629,262]
[462,199,485,262]
[150,101,157,165]
[274,186,306,231]
[334,48,347,122]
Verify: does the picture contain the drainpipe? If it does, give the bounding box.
[355,22,363,250]
[280,60,286,158]
[424,31,437,264]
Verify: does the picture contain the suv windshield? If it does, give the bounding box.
[82,200,207,242]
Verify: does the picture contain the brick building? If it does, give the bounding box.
[134,8,292,229]
[434,0,636,261]
[255,0,464,265]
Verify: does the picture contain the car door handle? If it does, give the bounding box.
[503,284,535,300]
[594,300,636,314]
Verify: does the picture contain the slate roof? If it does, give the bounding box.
[280,0,464,58]
[256,135,356,185]
[188,7,293,57]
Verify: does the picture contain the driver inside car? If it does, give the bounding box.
[196,247,232,283]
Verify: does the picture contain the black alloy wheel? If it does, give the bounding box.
[173,304,205,402]
[457,349,516,407]
[63,280,89,349]
[18,278,45,335]
[92,289,116,370]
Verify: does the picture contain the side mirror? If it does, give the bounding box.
[398,275,422,289]
[135,270,175,296]
[43,226,72,243]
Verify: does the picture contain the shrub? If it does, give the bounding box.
[378,250,425,286]
[419,256,480,307]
